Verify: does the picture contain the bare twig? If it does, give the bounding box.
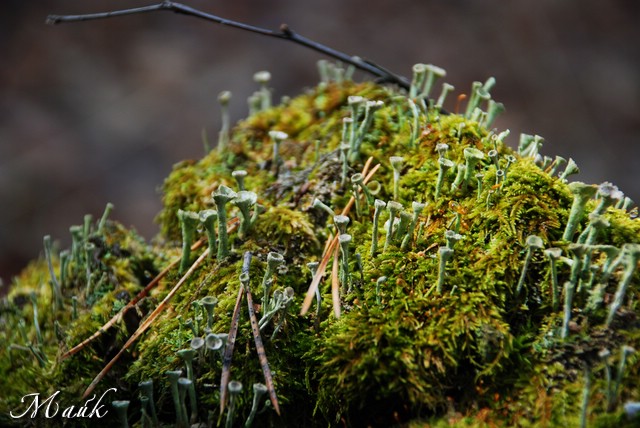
[219,262,247,414]
[46,1,410,89]
[220,252,281,416]
[241,252,281,415]
[330,244,341,318]
[362,156,374,177]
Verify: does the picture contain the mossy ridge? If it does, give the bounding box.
[310,290,514,422]
[1,69,640,428]
[0,220,162,426]
[158,81,387,240]
[307,232,517,424]
[124,248,319,426]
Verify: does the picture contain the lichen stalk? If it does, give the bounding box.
[436,246,454,294]
[544,248,562,311]
[199,209,218,259]
[177,377,194,426]
[212,185,237,259]
[350,100,384,162]
[29,292,43,347]
[232,169,247,191]
[244,383,268,428]
[166,370,186,427]
[384,201,402,252]
[592,182,623,216]
[394,211,412,244]
[409,63,426,99]
[559,158,580,181]
[435,82,454,110]
[516,235,544,296]
[606,245,640,327]
[234,190,258,238]
[340,142,350,186]
[390,156,404,201]
[376,276,387,305]
[484,100,505,128]
[421,64,447,100]
[262,252,284,309]
[450,163,467,192]
[352,173,374,207]
[612,346,636,408]
[563,182,597,241]
[111,400,130,428]
[217,90,232,153]
[401,201,426,250]
[69,225,84,268]
[226,380,243,428]
[464,81,486,119]
[200,296,219,330]
[371,199,386,257]
[268,130,288,176]
[139,396,151,428]
[312,198,335,217]
[475,173,484,201]
[177,209,200,273]
[139,380,158,426]
[548,155,567,176]
[176,348,197,415]
[407,98,420,147]
[254,71,272,110]
[444,230,463,250]
[462,147,485,192]
[562,244,587,339]
[435,158,454,200]
[586,245,621,312]
[43,235,63,310]
[339,234,351,293]
[97,202,114,234]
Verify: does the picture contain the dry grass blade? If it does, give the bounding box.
[300,238,338,315]
[363,163,381,185]
[330,244,341,318]
[219,268,246,414]
[300,159,381,315]
[81,247,210,399]
[322,232,334,254]
[362,156,373,177]
[241,252,281,415]
[61,238,205,359]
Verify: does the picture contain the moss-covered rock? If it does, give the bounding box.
[1,71,639,427]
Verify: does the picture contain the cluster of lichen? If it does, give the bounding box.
[1,62,640,428]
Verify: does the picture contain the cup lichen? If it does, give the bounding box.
[1,60,640,428]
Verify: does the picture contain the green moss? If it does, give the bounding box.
[2,70,639,428]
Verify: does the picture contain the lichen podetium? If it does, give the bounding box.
[1,62,640,428]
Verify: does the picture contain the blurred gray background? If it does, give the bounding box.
[1,0,639,285]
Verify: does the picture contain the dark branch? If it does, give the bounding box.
[46,1,410,90]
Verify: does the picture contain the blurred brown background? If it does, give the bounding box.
[1,0,639,285]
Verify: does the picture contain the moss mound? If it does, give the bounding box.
[2,72,640,427]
